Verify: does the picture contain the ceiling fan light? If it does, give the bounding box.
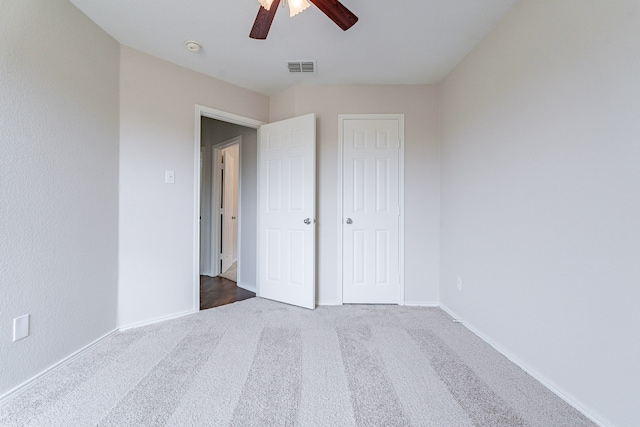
[288,0,310,17]
[258,0,274,10]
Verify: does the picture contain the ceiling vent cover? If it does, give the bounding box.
[287,61,316,73]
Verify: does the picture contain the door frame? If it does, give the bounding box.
[193,105,265,312]
[336,114,405,305]
[212,137,241,277]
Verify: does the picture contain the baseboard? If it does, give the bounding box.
[438,304,610,427]
[317,300,340,306]
[403,301,439,307]
[0,329,118,405]
[237,282,256,293]
[315,301,440,307]
[118,309,195,331]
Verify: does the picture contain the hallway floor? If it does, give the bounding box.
[200,275,255,310]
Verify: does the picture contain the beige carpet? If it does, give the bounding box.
[0,298,594,426]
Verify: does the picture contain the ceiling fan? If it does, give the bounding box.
[250,0,358,40]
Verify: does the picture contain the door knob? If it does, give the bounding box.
[346,218,353,224]
[304,218,311,225]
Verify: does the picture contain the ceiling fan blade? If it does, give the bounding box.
[309,0,358,31]
[250,0,281,39]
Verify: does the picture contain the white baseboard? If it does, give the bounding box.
[316,301,440,307]
[0,329,118,405]
[403,301,440,307]
[118,309,195,331]
[317,300,340,306]
[237,282,256,293]
[438,304,610,427]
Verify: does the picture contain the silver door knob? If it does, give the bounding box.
[304,218,311,225]
[346,218,353,224]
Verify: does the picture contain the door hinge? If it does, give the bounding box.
[220,253,224,260]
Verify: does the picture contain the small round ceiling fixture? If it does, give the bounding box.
[185,40,202,52]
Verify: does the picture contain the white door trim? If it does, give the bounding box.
[337,114,405,305]
[194,105,265,312]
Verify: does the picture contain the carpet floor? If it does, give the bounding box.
[0,298,594,426]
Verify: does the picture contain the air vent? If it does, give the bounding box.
[287,61,316,73]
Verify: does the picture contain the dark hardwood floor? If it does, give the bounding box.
[200,275,255,310]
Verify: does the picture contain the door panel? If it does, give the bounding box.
[258,114,316,309]
[343,119,400,303]
[266,229,282,281]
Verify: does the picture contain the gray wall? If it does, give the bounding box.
[270,85,441,305]
[0,0,120,396]
[118,47,269,328]
[439,1,640,425]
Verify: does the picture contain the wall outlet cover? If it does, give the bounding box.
[13,314,30,342]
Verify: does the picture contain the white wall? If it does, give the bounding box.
[201,119,258,290]
[0,0,119,397]
[270,85,440,305]
[118,47,268,327]
[439,1,640,425]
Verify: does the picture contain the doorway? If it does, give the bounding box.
[200,137,239,279]
[194,106,318,311]
[196,107,263,310]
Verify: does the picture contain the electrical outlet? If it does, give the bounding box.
[13,314,30,342]
[456,276,463,291]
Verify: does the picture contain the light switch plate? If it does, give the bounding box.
[13,314,30,342]
[165,170,175,184]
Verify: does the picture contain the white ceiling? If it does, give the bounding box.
[69,0,520,96]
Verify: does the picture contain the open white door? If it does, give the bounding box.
[222,144,239,273]
[258,114,316,309]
